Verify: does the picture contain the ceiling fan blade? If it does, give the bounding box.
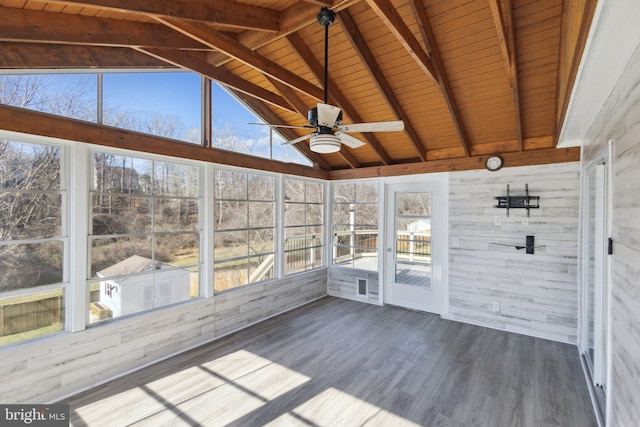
[337,120,405,133]
[335,131,365,149]
[249,123,315,129]
[317,103,342,127]
[282,133,314,146]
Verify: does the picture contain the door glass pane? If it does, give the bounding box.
[397,192,430,215]
[394,192,432,287]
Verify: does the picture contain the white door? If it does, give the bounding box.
[583,159,609,391]
[384,183,444,314]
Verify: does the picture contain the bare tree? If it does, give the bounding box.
[0,140,62,291]
[0,74,97,121]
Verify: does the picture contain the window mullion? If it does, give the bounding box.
[275,174,284,279]
[70,143,89,332]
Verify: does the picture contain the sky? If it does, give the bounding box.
[1,70,308,164]
[99,71,309,165]
[102,72,262,131]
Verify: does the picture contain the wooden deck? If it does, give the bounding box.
[340,257,432,287]
[395,261,432,288]
[65,297,596,426]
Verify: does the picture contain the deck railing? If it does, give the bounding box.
[217,229,431,288]
[332,230,430,262]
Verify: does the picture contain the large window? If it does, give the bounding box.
[210,82,311,166]
[332,181,379,271]
[88,151,201,323]
[102,72,202,144]
[0,73,97,122]
[284,178,324,275]
[214,170,275,292]
[0,138,66,345]
[2,71,314,166]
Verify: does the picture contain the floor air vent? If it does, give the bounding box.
[357,278,368,297]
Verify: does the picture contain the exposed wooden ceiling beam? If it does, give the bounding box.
[287,32,393,166]
[365,0,439,86]
[489,0,523,152]
[0,42,171,69]
[209,0,361,67]
[266,77,312,120]
[407,0,471,157]
[39,0,280,32]
[0,104,329,179]
[156,18,325,102]
[425,136,555,161]
[329,147,581,180]
[299,0,335,6]
[337,9,426,162]
[0,7,207,50]
[137,48,297,114]
[489,0,512,82]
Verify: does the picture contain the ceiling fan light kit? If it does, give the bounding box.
[310,134,342,153]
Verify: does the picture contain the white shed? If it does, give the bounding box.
[97,255,191,318]
[406,219,431,233]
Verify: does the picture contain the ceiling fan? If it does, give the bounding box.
[254,7,404,154]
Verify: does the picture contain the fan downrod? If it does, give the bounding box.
[317,7,336,27]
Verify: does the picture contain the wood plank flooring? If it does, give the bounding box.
[64,297,596,426]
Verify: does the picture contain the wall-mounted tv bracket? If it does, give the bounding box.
[494,184,539,217]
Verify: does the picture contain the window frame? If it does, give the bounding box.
[86,146,204,324]
[331,179,381,272]
[213,167,278,293]
[283,176,326,276]
[0,69,315,166]
[0,132,69,347]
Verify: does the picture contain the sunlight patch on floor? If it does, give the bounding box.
[284,387,422,426]
[72,350,311,426]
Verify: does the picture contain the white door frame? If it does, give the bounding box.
[580,142,612,423]
[383,179,448,314]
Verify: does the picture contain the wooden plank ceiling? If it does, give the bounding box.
[0,0,595,178]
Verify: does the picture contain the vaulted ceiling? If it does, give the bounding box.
[0,0,595,179]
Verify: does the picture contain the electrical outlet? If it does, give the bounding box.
[451,237,460,248]
[492,301,500,312]
[522,216,529,226]
[494,216,501,226]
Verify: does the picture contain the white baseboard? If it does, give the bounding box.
[440,314,575,345]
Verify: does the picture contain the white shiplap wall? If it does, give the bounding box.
[0,269,326,404]
[448,163,581,343]
[328,267,380,305]
[581,42,640,427]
